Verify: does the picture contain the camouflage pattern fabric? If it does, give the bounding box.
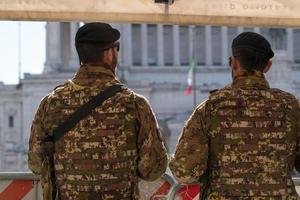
[170,70,300,200]
[28,66,168,200]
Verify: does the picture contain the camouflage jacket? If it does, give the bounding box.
[170,70,300,200]
[28,66,168,200]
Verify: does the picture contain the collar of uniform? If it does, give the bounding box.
[74,65,115,78]
[232,70,270,89]
[72,65,117,87]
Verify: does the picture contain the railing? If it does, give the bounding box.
[1,172,300,200]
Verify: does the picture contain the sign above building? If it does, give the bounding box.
[0,0,299,27]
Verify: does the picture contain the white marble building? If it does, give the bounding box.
[0,22,300,172]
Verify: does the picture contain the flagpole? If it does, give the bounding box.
[192,26,197,108]
[18,22,22,83]
[184,26,197,105]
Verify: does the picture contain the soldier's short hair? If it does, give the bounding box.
[232,48,270,71]
[76,42,106,65]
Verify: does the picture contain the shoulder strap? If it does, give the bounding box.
[45,84,126,143]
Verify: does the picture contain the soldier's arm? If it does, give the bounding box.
[135,95,168,181]
[28,96,50,175]
[169,101,208,184]
[295,101,300,172]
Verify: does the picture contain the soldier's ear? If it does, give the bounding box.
[231,56,238,71]
[107,48,114,61]
[263,60,272,73]
[102,49,113,62]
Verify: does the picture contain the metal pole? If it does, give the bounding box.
[192,26,197,108]
[18,22,22,83]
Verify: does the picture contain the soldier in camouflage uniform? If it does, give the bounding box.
[28,22,168,200]
[169,32,300,199]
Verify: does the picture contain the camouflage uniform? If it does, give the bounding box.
[169,70,300,199]
[28,66,168,200]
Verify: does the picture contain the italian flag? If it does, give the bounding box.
[185,57,196,95]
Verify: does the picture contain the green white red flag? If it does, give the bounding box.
[185,58,196,95]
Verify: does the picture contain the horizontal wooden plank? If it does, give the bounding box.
[0,0,299,27]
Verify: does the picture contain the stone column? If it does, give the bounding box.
[157,24,164,66]
[287,28,294,61]
[173,25,180,66]
[266,50,293,93]
[237,27,244,34]
[43,22,62,73]
[254,27,260,34]
[122,24,133,67]
[221,26,228,66]
[205,25,212,66]
[141,24,148,66]
[69,22,80,70]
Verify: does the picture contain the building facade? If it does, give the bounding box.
[0,22,300,172]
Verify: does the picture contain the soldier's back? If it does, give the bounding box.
[204,86,300,199]
[45,81,142,200]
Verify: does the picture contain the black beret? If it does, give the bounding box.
[75,22,120,44]
[232,32,274,59]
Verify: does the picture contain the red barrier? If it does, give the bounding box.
[0,173,175,200]
[176,184,201,200]
[138,174,174,199]
[150,181,172,199]
[0,180,34,200]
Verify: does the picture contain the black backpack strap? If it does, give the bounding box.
[44,84,126,143]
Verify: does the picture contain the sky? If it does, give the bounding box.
[0,21,45,84]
